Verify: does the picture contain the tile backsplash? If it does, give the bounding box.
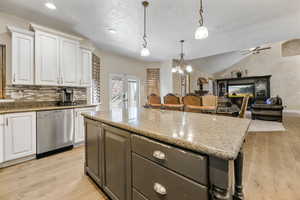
[4,85,87,102]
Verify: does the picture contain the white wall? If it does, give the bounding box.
[214,42,300,110]
[94,49,156,110]
[159,60,173,97]
[189,68,212,93]
[189,51,249,75]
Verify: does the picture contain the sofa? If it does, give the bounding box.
[251,96,284,122]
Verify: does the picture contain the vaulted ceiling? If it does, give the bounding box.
[0,0,300,61]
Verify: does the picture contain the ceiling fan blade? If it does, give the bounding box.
[258,47,271,51]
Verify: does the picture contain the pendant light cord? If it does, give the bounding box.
[143,3,148,48]
[199,0,204,26]
[180,40,185,64]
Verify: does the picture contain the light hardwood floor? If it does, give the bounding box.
[0,147,108,200]
[0,113,299,200]
[243,113,300,200]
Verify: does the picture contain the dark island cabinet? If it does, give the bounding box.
[84,118,103,186]
[85,119,244,200]
[102,124,132,200]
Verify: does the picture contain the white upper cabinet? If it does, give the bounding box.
[4,112,36,161]
[35,31,60,86]
[79,48,92,87]
[8,26,34,85]
[31,24,84,87]
[60,38,79,86]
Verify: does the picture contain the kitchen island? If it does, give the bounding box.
[82,108,251,200]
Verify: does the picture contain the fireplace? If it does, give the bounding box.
[228,84,255,98]
[215,75,271,108]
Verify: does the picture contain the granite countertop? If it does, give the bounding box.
[0,104,98,114]
[82,108,251,160]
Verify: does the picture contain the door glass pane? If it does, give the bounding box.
[111,77,124,109]
[128,79,138,108]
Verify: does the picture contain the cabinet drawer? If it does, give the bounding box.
[132,153,208,200]
[132,135,208,185]
[133,188,149,200]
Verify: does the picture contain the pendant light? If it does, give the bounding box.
[195,0,208,40]
[172,40,193,74]
[45,0,57,10]
[141,1,150,57]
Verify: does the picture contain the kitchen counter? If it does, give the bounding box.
[0,104,98,114]
[82,107,250,160]
[83,107,250,200]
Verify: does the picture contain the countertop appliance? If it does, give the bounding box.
[58,88,76,106]
[36,109,74,158]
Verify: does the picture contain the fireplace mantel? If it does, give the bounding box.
[215,75,271,100]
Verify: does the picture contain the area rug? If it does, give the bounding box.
[248,120,286,132]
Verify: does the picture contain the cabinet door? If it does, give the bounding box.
[11,32,34,85]
[0,115,4,163]
[85,119,103,186]
[35,31,60,86]
[79,49,92,87]
[103,124,131,200]
[4,112,36,161]
[75,107,96,144]
[60,38,79,86]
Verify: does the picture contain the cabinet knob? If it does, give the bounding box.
[153,150,166,160]
[153,182,167,195]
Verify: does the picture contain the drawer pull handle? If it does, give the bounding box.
[154,182,167,195]
[153,150,166,160]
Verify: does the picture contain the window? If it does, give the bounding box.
[0,45,5,99]
[91,54,101,104]
[146,68,160,96]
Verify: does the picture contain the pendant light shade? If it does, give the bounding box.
[140,47,150,57]
[141,1,150,57]
[186,65,193,73]
[195,26,208,40]
[195,0,208,40]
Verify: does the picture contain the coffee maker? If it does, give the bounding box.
[59,88,75,106]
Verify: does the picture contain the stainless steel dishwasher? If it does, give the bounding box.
[36,109,74,158]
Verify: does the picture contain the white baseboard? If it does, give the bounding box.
[0,154,36,169]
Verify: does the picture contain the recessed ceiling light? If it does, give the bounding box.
[108,28,116,34]
[45,2,57,10]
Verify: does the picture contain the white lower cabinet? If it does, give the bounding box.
[74,107,96,144]
[0,115,4,164]
[4,112,36,161]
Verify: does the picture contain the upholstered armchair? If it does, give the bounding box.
[182,94,203,113]
[163,93,184,111]
[147,93,162,109]
[201,95,218,113]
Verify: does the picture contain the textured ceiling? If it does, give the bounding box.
[0,0,300,61]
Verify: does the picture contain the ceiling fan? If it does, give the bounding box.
[240,46,271,55]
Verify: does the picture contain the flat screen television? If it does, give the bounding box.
[228,84,254,97]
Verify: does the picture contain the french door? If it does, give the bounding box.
[109,74,140,109]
